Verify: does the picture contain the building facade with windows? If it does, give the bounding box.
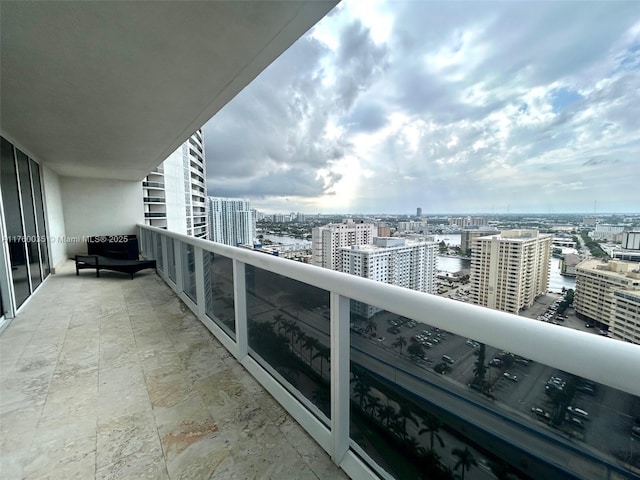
[142,129,208,239]
[574,259,640,344]
[470,229,552,314]
[208,197,255,246]
[311,219,377,271]
[341,237,437,317]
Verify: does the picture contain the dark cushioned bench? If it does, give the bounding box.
[75,255,157,279]
[75,235,156,279]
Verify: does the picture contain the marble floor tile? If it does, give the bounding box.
[0,261,348,480]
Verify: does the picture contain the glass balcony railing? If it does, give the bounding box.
[142,181,165,189]
[138,224,640,480]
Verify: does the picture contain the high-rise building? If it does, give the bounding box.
[397,221,430,233]
[208,197,255,246]
[416,207,422,217]
[312,219,377,270]
[341,237,437,317]
[142,129,208,238]
[574,259,640,344]
[460,226,500,256]
[592,224,625,242]
[470,229,552,314]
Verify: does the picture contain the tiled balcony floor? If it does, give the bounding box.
[0,262,347,480]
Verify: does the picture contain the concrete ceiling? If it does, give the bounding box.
[1,1,338,181]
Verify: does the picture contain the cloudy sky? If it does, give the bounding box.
[203,1,640,215]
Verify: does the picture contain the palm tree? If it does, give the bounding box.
[379,404,396,428]
[397,401,418,439]
[472,343,487,391]
[271,313,284,331]
[365,394,381,419]
[353,379,370,410]
[419,414,445,451]
[392,335,408,355]
[302,335,319,366]
[363,319,377,337]
[313,345,330,377]
[451,447,477,480]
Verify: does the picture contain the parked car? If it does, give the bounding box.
[503,372,518,382]
[567,406,589,419]
[566,416,585,428]
[489,358,503,367]
[531,407,551,420]
[441,355,455,365]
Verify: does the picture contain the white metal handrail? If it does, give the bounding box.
[138,224,640,398]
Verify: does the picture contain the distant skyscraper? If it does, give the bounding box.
[208,197,255,246]
[312,219,377,270]
[142,129,208,238]
[416,207,422,217]
[470,229,551,314]
[341,237,437,317]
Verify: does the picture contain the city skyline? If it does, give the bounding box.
[203,1,640,215]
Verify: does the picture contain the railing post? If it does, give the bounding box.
[194,247,206,318]
[233,260,248,358]
[160,234,168,279]
[330,292,350,464]
[174,239,184,293]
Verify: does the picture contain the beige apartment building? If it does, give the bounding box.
[470,230,552,314]
[574,259,640,344]
[311,219,377,270]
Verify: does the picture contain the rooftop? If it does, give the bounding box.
[0,262,346,480]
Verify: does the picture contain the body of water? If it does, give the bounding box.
[261,234,311,247]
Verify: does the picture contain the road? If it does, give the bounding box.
[243,279,639,479]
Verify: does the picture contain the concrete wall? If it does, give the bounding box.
[60,177,144,256]
[41,165,67,272]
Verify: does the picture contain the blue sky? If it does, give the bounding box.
[203,1,640,214]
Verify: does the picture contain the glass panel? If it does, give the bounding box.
[349,302,640,480]
[181,242,196,302]
[29,159,50,278]
[204,251,235,338]
[245,265,331,420]
[1,137,29,307]
[16,150,41,290]
[155,233,164,272]
[166,237,176,282]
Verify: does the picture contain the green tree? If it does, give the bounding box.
[353,379,370,410]
[419,414,445,451]
[379,404,396,428]
[365,394,381,419]
[451,447,478,480]
[392,335,408,355]
[363,319,378,337]
[407,342,425,361]
[302,335,320,365]
[472,344,487,391]
[396,401,418,439]
[313,344,330,377]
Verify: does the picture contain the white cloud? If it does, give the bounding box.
[203,0,640,214]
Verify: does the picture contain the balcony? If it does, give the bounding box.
[143,196,166,203]
[142,181,165,189]
[0,261,346,479]
[133,225,640,480]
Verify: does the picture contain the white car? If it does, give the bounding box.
[567,406,589,419]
